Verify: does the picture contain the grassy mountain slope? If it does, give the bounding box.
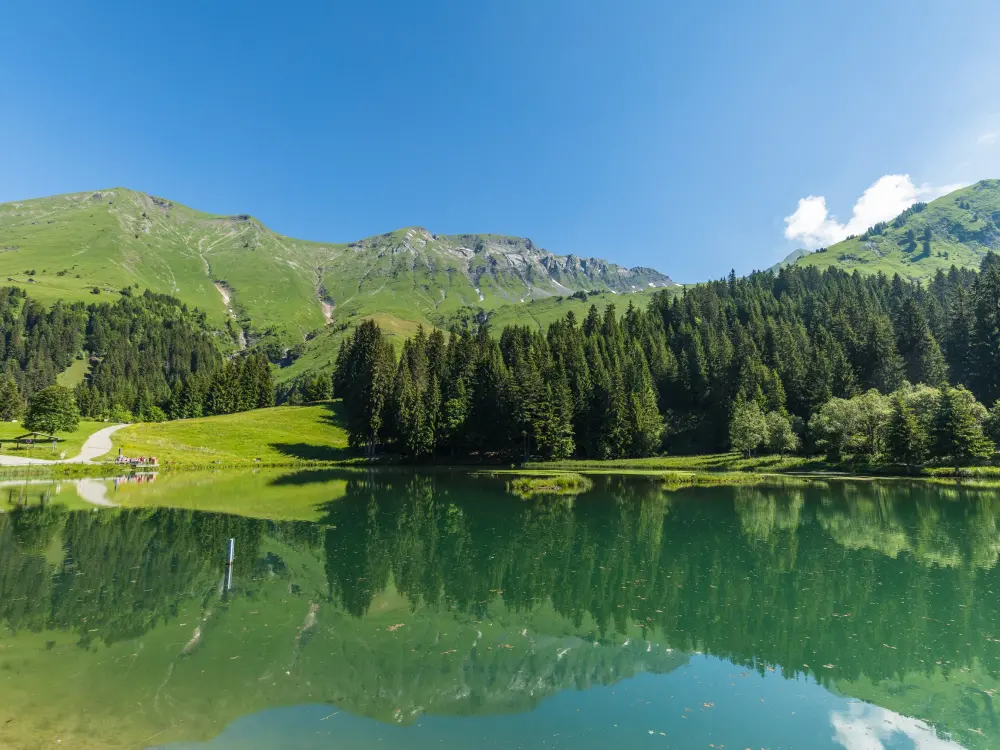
[279,287,665,383]
[0,190,676,363]
[793,179,1000,281]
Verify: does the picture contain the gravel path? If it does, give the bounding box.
[0,424,128,466]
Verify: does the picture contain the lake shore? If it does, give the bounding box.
[2,401,998,484]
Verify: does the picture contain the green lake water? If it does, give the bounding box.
[1,469,998,749]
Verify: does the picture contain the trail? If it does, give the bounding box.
[0,424,129,466]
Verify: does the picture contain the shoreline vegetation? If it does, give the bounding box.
[2,399,1000,486]
[5,445,1000,487]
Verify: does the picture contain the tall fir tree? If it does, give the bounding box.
[934,386,994,465]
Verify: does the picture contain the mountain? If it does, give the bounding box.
[768,247,808,272]
[0,189,676,360]
[790,179,1000,281]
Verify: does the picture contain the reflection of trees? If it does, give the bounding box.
[735,487,803,571]
[7,474,1000,713]
[0,504,65,632]
[322,476,673,636]
[0,507,268,644]
[321,474,1000,690]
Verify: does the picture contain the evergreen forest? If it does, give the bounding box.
[0,287,272,424]
[334,253,1000,464]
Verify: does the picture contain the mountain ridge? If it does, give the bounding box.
[0,188,676,359]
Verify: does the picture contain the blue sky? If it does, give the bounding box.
[2,0,1000,282]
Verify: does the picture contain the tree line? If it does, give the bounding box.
[333,253,1000,462]
[0,287,273,426]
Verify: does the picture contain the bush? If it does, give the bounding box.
[109,405,135,423]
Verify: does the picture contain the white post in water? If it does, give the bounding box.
[225,538,235,591]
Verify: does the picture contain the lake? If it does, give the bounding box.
[1,469,997,749]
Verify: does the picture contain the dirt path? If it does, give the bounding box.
[0,424,129,466]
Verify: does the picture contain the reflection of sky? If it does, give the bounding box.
[160,655,966,750]
[832,703,967,750]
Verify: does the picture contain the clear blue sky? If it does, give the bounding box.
[2,0,1000,282]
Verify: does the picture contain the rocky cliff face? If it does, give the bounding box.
[344,227,676,301]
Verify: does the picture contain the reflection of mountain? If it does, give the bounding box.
[0,497,685,749]
[3,473,1000,748]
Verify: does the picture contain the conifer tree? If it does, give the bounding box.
[862,315,904,393]
[886,392,929,465]
[623,343,662,456]
[336,320,397,456]
[972,254,1000,403]
[934,385,994,465]
[896,296,947,386]
[0,373,22,421]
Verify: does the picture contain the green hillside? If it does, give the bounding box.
[793,179,1000,281]
[0,189,676,369]
[278,286,666,383]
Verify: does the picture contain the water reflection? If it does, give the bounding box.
[1,472,998,748]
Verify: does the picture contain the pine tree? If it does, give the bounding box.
[438,376,469,455]
[862,315,904,393]
[335,320,397,456]
[972,254,1000,403]
[623,344,662,457]
[0,373,22,421]
[934,385,994,465]
[467,339,513,453]
[896,297,947,386]
[945,284,975,388]
[886,392,929,465]
[302,372,332,402]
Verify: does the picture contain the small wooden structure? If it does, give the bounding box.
[0,431,61,455]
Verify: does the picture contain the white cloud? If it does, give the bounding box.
[978,130,999,146]
[831,703,964,750]
[783,174,964,250]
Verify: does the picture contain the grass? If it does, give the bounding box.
[657,470,808,490]
[507,472,593,497]
[527,453,823,474]
[110,401,352,467]
[0,419,109,459]
[56,355,90,388]
[528,451,1000,485]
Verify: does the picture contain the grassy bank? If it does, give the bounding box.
[527,452,1000,483]
[111,401,353,467]
[506,472,593,497]
[526,453,822,474]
